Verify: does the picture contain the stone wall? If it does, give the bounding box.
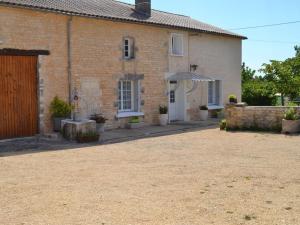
[225,105,300,131]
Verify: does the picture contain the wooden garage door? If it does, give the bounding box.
[0,55,38,139]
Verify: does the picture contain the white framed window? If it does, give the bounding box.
[170,33,184,56]
[208,80,221,105]
[123,38,134,60]
[118,80,134,112]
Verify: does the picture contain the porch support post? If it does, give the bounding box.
[168,80,171,124]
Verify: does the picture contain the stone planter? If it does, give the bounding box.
[159,114,168,126]
[53,117,67,132]
[199,110,208,121]
[96,123,105,134]
[61,119,96,141]
[282,119,300,134]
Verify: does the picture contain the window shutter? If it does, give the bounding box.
[215,81,220,105]
[133,80,139,112]
[172,34,183,55]
[130,39,135,59]
[208,82,214,104]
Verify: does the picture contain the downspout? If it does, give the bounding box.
[67,16,73,104]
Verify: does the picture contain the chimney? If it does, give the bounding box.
[135,0,151,16]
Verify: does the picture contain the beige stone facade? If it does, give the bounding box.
[0,6,242,133]
[225,105,300,131]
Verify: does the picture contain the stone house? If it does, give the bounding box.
[0,0,246,139]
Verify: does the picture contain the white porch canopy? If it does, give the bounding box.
[166,72,214,94]
[166,72,214,82]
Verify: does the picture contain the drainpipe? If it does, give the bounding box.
[67,16,73,104]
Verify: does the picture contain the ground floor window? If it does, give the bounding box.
[208,80,221,105]
[118,80,134,111]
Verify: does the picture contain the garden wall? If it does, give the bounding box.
[225,105,300,131]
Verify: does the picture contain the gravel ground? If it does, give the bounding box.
[0,129,299,225]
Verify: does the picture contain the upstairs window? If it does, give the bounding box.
[123,37,135,60]
[171,33,183,56]
[208,80,221,105]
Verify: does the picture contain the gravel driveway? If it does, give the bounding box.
[0,129,299,225]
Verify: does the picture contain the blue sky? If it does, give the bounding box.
[121,0,300,72]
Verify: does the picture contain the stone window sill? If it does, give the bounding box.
[117,112,144,118]
[207,105,224,110]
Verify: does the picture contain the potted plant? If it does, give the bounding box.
[90,114,108,134]
[126,116,144,129]
[228,94,238,104]
[76,131,100,143]
[282,108,300,134]
[50,96,73,132]
[219,119,227,130]
[199,105,209,121]
[159,105,168,126]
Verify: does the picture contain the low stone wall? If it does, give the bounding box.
[225,105,300,131]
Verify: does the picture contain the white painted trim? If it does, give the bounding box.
[117,112,144,118]
[123,38,131,60]
[207,105,224,110]
[118,80,134,112]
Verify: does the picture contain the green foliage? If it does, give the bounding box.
[159,105,168,114]
[129,116,140,123]
[287,102,298,107]
[242,79,277,106]
[283,108,299,120]
[76,131,99,143]
[219,119,227,130]
[242,62,256,83]
[228,94,237,103]
[260,46,300,104]
[50,96,73,118]
[199,105,208,110]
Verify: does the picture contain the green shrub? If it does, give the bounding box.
[129,116,140,124]
[219,119,227,130]
[76,131,99,143]
[284,108,299,120]
[228,94,237,103]
[50,96,73,118]
[242,80,277,106]
[159,105,168,114]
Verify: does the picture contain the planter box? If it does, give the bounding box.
[282,119,300,134]
[199,110,208,121]
[126,122,145,129]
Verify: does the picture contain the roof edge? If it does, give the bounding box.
[0,2,247,40]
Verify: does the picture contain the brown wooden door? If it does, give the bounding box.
[0,55,38,139]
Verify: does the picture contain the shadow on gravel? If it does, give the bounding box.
[0,125,217,157]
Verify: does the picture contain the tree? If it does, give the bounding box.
[261,46,300,105]
[241,63,276,106]
[242,79,277,106]
[241,62,256,83]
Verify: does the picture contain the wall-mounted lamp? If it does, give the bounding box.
[190,64,198,72]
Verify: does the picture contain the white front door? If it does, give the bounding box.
[169,81,178,121]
